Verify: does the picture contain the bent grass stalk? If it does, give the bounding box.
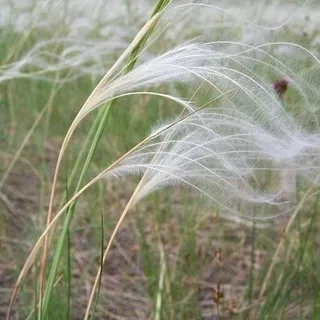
[84,175,147,320]
[38,1,170,318]
[7,89,229,319]
[83,92,233,318]
[6,122,154,320]
[7,3,171,316]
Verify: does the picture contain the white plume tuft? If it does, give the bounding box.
[105,107,320,220]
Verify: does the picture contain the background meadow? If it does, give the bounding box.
[1,1,320,319]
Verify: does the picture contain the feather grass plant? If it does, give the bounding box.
[7,0,172,318]
[5,1,320,319]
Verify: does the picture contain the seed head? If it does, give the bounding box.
[273,78,289,98]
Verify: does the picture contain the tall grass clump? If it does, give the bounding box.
[3,0,320,319]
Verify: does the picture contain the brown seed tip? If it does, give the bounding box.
[273,78,289,98]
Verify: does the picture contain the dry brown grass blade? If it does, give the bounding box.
[37,11,162,313]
